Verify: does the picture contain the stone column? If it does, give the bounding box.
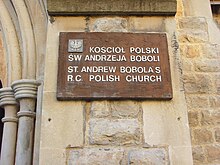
[12,79,40,165]
[0,87,18,165]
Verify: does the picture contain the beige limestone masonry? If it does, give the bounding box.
[67,147,169,164]
[39,17,86,165]
[176,2,220,163]
[141,17,193,165]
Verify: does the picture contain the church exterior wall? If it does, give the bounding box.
[0,0,219,164]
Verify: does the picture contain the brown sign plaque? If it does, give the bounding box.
[57,32,172,100]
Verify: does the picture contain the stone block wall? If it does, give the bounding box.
[177,16,220,164]
[67,101,169,165]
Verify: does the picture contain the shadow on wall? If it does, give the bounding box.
[211,4,220,27]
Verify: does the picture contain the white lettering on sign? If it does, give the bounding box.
[120,66,161,74]
[68,66,78,73]
[84,54,126,62]
[67,75,82,82]
[130,47,159,54]
[130,55,160,62]
[126,75,162,82]
[68,54,82,61]
[89,47,125,54]
[81,66,117,73]
[66,45,164,83]
[89,75,120,82]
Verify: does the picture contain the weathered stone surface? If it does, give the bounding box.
[186,96,209,109]
[178,30,209,43]
[183,74,212,94]
[129,17,166,32]
[193,129,214,144]
[181,58,194,71]
[192,146,206,164]
[67,148,124,165]
[90,18,127,32]
[205,145,220,163]
[89,118,140,145]
[180,44,201,58]
[202,44,220,59]
[195,60,220,72]
[214,74,220,94]
[178,17,207,31]
[90,101,141,118]
[41,93,84,149]
[201,110,220,126]
[47,0,177,16]
[91,101,110,118]
[195,74,213,93]
[215,128,220,142]
[209,96,220,108]
[110,101,140,118]
[178,14,220,165]
[128,148,168,165]
[188,111,200,127]
[39,148,67,165]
